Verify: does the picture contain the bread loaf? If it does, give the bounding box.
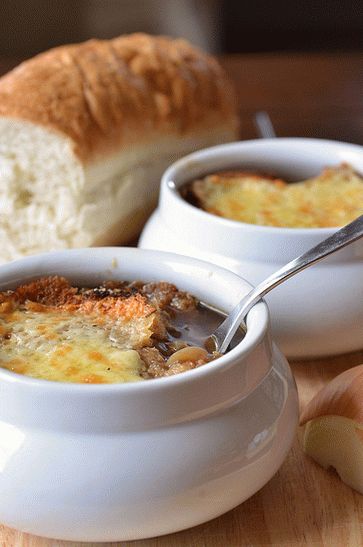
[0,33,238,262]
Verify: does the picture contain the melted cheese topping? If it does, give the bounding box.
[191,164,363,228]
[0,309,148,383]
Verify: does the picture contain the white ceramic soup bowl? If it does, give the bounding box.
[0,247,298,542]
[140,138,363,359]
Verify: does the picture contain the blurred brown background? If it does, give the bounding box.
[1,0,362,58]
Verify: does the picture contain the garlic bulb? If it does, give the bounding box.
[301,364,363,494]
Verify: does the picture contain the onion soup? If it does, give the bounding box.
[0,276,234,383]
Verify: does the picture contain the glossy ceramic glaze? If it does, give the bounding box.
[140,138,363,358]
[0,248,297,542]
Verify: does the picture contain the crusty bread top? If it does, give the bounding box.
[0,33,238,162]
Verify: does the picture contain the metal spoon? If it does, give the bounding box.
[254,111,276,139]
[207,215,363,354]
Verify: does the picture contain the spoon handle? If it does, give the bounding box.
[213,215,363,353]
[254,111,276,139]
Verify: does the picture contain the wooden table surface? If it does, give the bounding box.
[0,52,363,546]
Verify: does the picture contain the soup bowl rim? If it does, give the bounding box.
[160,137,363,236]
[0,247,270,394]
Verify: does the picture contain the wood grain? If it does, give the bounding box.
[0,52,362,546]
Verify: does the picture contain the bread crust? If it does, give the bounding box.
[0,33,238,162]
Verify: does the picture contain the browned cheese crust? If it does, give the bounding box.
[0,277,214,381]
[0,34,238,161]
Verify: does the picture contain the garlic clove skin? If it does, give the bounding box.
[303,415,363,494]
[300,364,363,425]
[301,364,363,494]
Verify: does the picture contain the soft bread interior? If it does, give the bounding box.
[0,119,84,262]
[0,118,235,262]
